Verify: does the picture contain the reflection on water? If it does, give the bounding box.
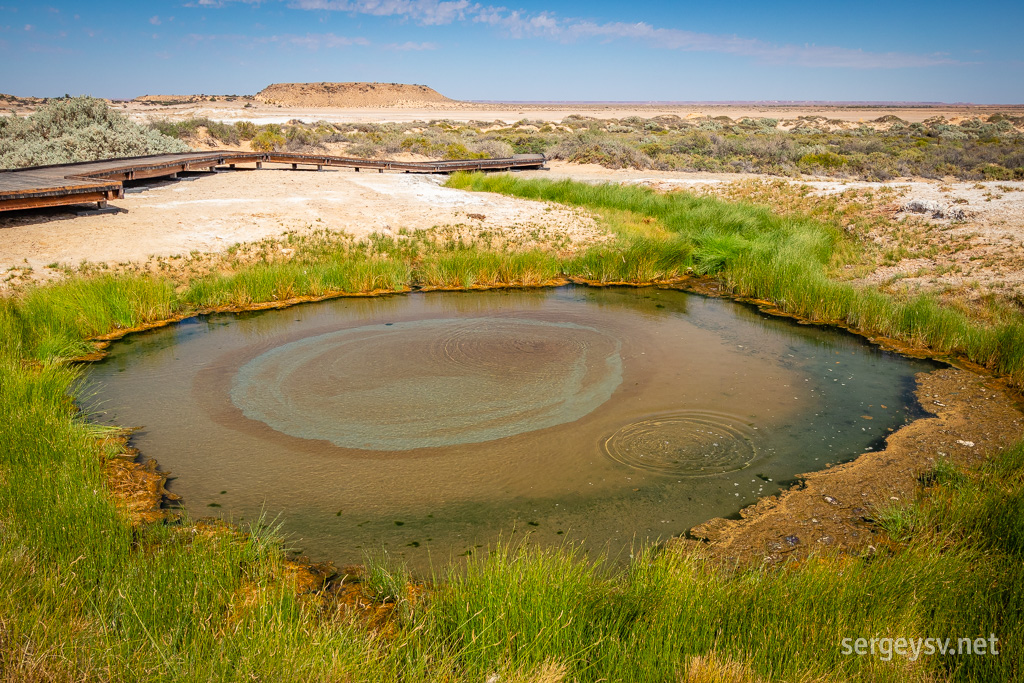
[87,287,938,571]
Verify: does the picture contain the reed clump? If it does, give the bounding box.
[447,173,1024,384]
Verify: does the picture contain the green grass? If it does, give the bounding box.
[447,173,1024,385]
[3,176,1024,680]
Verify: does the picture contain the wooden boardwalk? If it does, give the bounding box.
[0,151,546,213]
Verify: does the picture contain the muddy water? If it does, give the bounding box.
[87,287,937,571]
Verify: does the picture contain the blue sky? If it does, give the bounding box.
[1,1,1021,102]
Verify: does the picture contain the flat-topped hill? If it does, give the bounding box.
[254,82,454,108]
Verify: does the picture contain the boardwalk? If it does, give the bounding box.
[0,151,546,213]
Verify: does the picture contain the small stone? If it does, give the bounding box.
[902,198,947,218]
[784,534,801,546]
[956,439,975,447]
[823,495,839,506]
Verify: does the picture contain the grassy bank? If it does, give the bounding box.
[2,178,1024,680]
[448,173,1024,384]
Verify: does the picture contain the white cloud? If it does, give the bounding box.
[203,0,959,68]
[288,0,474,25]
[480,11,957,68]
[187,30,370,50]
[554,21,954,68]
[266,31,371,48]
[149,15,161,25]
[384,40,437,50]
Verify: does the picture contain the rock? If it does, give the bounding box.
[902,199,946,217]
[784,534,801,546]
[823,495,840,506]
[901,199,968,221]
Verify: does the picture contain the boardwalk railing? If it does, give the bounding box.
[0,151,546,213]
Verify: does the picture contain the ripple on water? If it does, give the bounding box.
[602,410,760,476]
[231,317,623,451]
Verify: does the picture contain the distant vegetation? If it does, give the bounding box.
[154,113,1024,180]
[1,96,1021,179]
[4,96,1018,180]
[154,117,515,159]
[0,96,190,169]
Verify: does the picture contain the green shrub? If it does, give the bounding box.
[251,130,286,152]
[979,164,1014,180]
[798,151,848,169]
[549,133,655,169]
[234,121,258,140]
[0,97,190,168]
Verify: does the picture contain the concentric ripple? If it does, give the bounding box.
[602,410,760,476]
[231,317,622,450]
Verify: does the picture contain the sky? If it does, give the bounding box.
[1,1,1021,103]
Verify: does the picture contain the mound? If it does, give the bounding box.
[0,93,48,107]
[254,82,454,108]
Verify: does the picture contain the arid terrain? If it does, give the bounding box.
[3,160,1023,311]
[124,97,1024,127]
[8,84,1021,125]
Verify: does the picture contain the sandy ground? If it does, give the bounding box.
[3,160,1024,301]
[0,164,597,286]
[119,99,1024,126]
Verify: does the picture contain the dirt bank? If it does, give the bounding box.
[679,366,1024,563]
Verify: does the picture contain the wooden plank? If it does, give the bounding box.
[0,151,546,213]
[0,189,119,211]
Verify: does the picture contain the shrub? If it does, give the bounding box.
[250,130,286,152]
[149,117,239,145]
[979,164,1015,180]
[0,96,190,168]
[549,134,655,169]
[467,139,514,158]
[234,121,259,140]
[798,151,848,170]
